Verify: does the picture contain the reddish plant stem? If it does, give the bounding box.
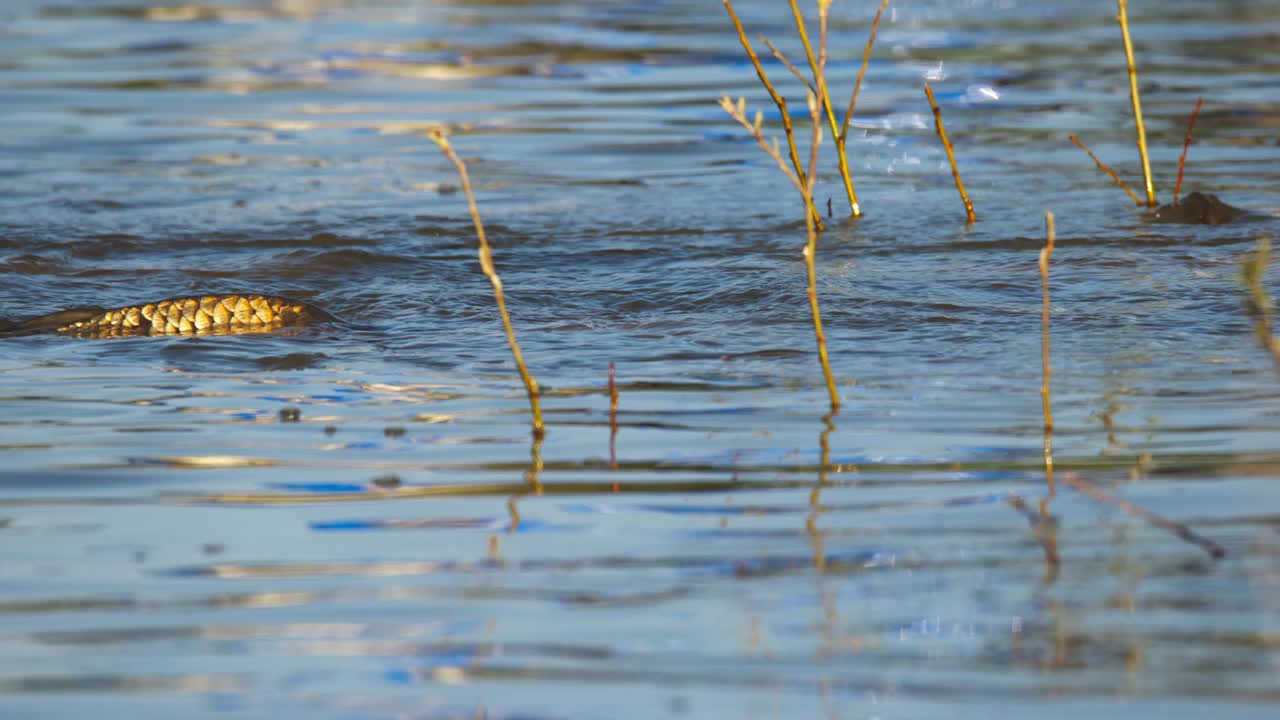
[1069,135,1143,206]
[1173,97,1204,206]
[609,362,619,491]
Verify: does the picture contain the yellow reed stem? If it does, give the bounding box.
[924,83,976,223]
[802,90,840,411]
[1117,0,1156,207]
[1068,134,1143,206]
[841,0,890,142]
[722,0,823,229]
[428,130,544,439]
[790,0,861,217]
[1039,211,1056,493]
[720,92,836,407]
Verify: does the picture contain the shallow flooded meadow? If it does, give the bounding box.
[1,0,1278,718]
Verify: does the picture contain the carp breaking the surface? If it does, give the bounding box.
[0,294,335,338]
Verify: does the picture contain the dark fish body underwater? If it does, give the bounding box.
[0,294,335,338]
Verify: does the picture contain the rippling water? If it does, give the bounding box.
[2,1,1279,718]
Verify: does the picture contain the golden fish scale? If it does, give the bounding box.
[56,295,313,338]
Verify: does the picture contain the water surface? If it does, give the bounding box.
[2,1,1279,718]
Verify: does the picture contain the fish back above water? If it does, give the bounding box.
[0,294,335,338]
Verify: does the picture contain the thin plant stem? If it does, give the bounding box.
[790,0,861,218]
[1069,134,1143,206]
[924,83,976,223]
[608,361,620,490]
[760,36,812,92]
[1117,0,1156,207]
[1062,472,1226,559]
[1174,97,1204,205]
[1039,211,1056,493]
[841,0,890,142]
[802,90,840,411]
[720,97,803,195]
[722,0,823,228]
[787,0,820,90]
[1241,239,1280,375]
[429,130,544,439]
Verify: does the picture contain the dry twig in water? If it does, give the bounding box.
[1174,97,1205,205]
[924,83,976,223]
[1117,0,1156,207]
[1069,134,1143,206]
[1039,211,1056,493]
[429,130,545,439]
[722,0,822,228]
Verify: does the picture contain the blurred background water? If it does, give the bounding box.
[1,1,1278,718]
